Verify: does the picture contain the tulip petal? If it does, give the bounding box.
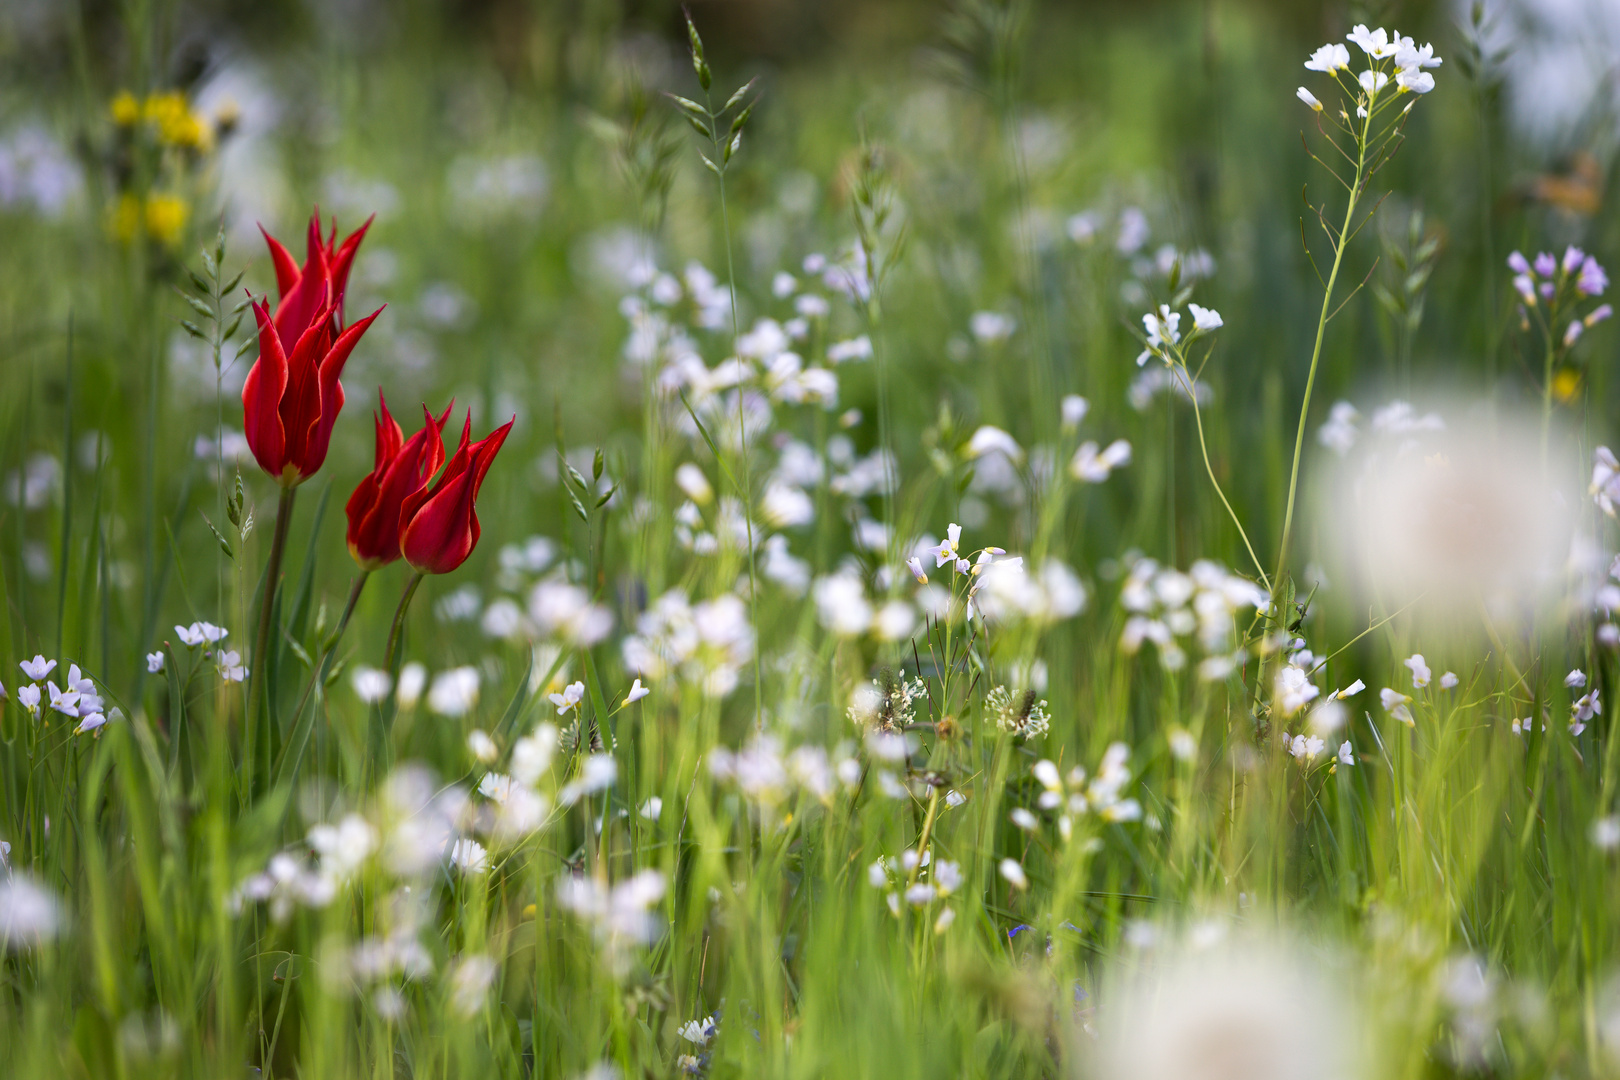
[328,214,374,326]
[272,211,334,343]
[466,417,515,504]
[244,298,290,479]
[259,225,301,299]
[400,412,512,575]
[373,390,404,467]
[347,398,453,568]
[277,295,336,477]
[298,306,383,482]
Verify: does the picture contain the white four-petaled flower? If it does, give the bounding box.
[1404,654,1431,688]
[931,523,962,568]
[1358,69,1390,95]
[1137,305,1181,366]
[1304,43,1350,73]
[1188,303,1223,332]
[1347,24,1396,59]
[19,655,55,681]
[1396,69,1434,94]
[550,680,586,716]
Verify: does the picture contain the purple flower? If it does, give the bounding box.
[1508,251,1530,275]
[1579,256,1608,297]
[1513,274,1536,305]
[1564,246,1587,274]
[1540,281,1556,300]
[1535,252,1558,277]
[1589,303,1613,326]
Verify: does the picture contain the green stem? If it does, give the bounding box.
[247,484,297,795]
[384,571,426,673]
[272,569,370,791]
[1172,363,1269,590]
[708,91,764,732]
[1274,115,1369,600]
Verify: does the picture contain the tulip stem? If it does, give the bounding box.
[247,485,297,797]
[272,570,370,792]
[385,571,426,674]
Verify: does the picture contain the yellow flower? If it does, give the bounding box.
[108,193,189,246]
[1553,367,1583,403]
[142,91,213,150]
[110,91,139,127]
[108,193,141,242]
[144,194,188,246]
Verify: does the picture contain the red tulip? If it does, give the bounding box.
[399,412,515,575]
[346,394,455,569]
[243,295,383,487]
[260,210,373,344]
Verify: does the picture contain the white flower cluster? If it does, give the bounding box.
[867,846,963,929]
[973,558,1087,625]
[909,522,1058,625]
[473,723,561,840]
[709,735,856,809]
[231,762,500,923]
[986,685,1050,740]
[555,869,667,976]
[233,850,340,923]
[620,251,848,421]
[812,567,917,641]
[622,589,755,698]
[11,654,114,735]
[1015,744,1143,842]
[1374,651,1466,733]
[847,672,928,733]
[528,580,614,647]
[1118,557,1268,676]
[1585,551,1620,647]
[1267,636,1366,767]
[1133,301,1222,368]
[1592,447,1620,519]
[1322,397,1446,457]
[1298,25,1441,114]
[172,621,247,682]
[674,493,757,556]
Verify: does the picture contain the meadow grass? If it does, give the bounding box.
[1,2,1618,1077]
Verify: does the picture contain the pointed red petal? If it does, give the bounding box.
[243,298,290,480]
[294,306,382,481]
[327,214,374,325]
[466,417,515,502]
[373,391,404,469]
[259,225,300,300]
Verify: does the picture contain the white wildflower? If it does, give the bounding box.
[0,873,62,949]
[352,667,392,703]
[998,859,1028,890]
[550,680,585,716]
[1404,654,1431,688]
[428,667,481,717]
[449,838,488,874]
[1187,303,1223,332]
